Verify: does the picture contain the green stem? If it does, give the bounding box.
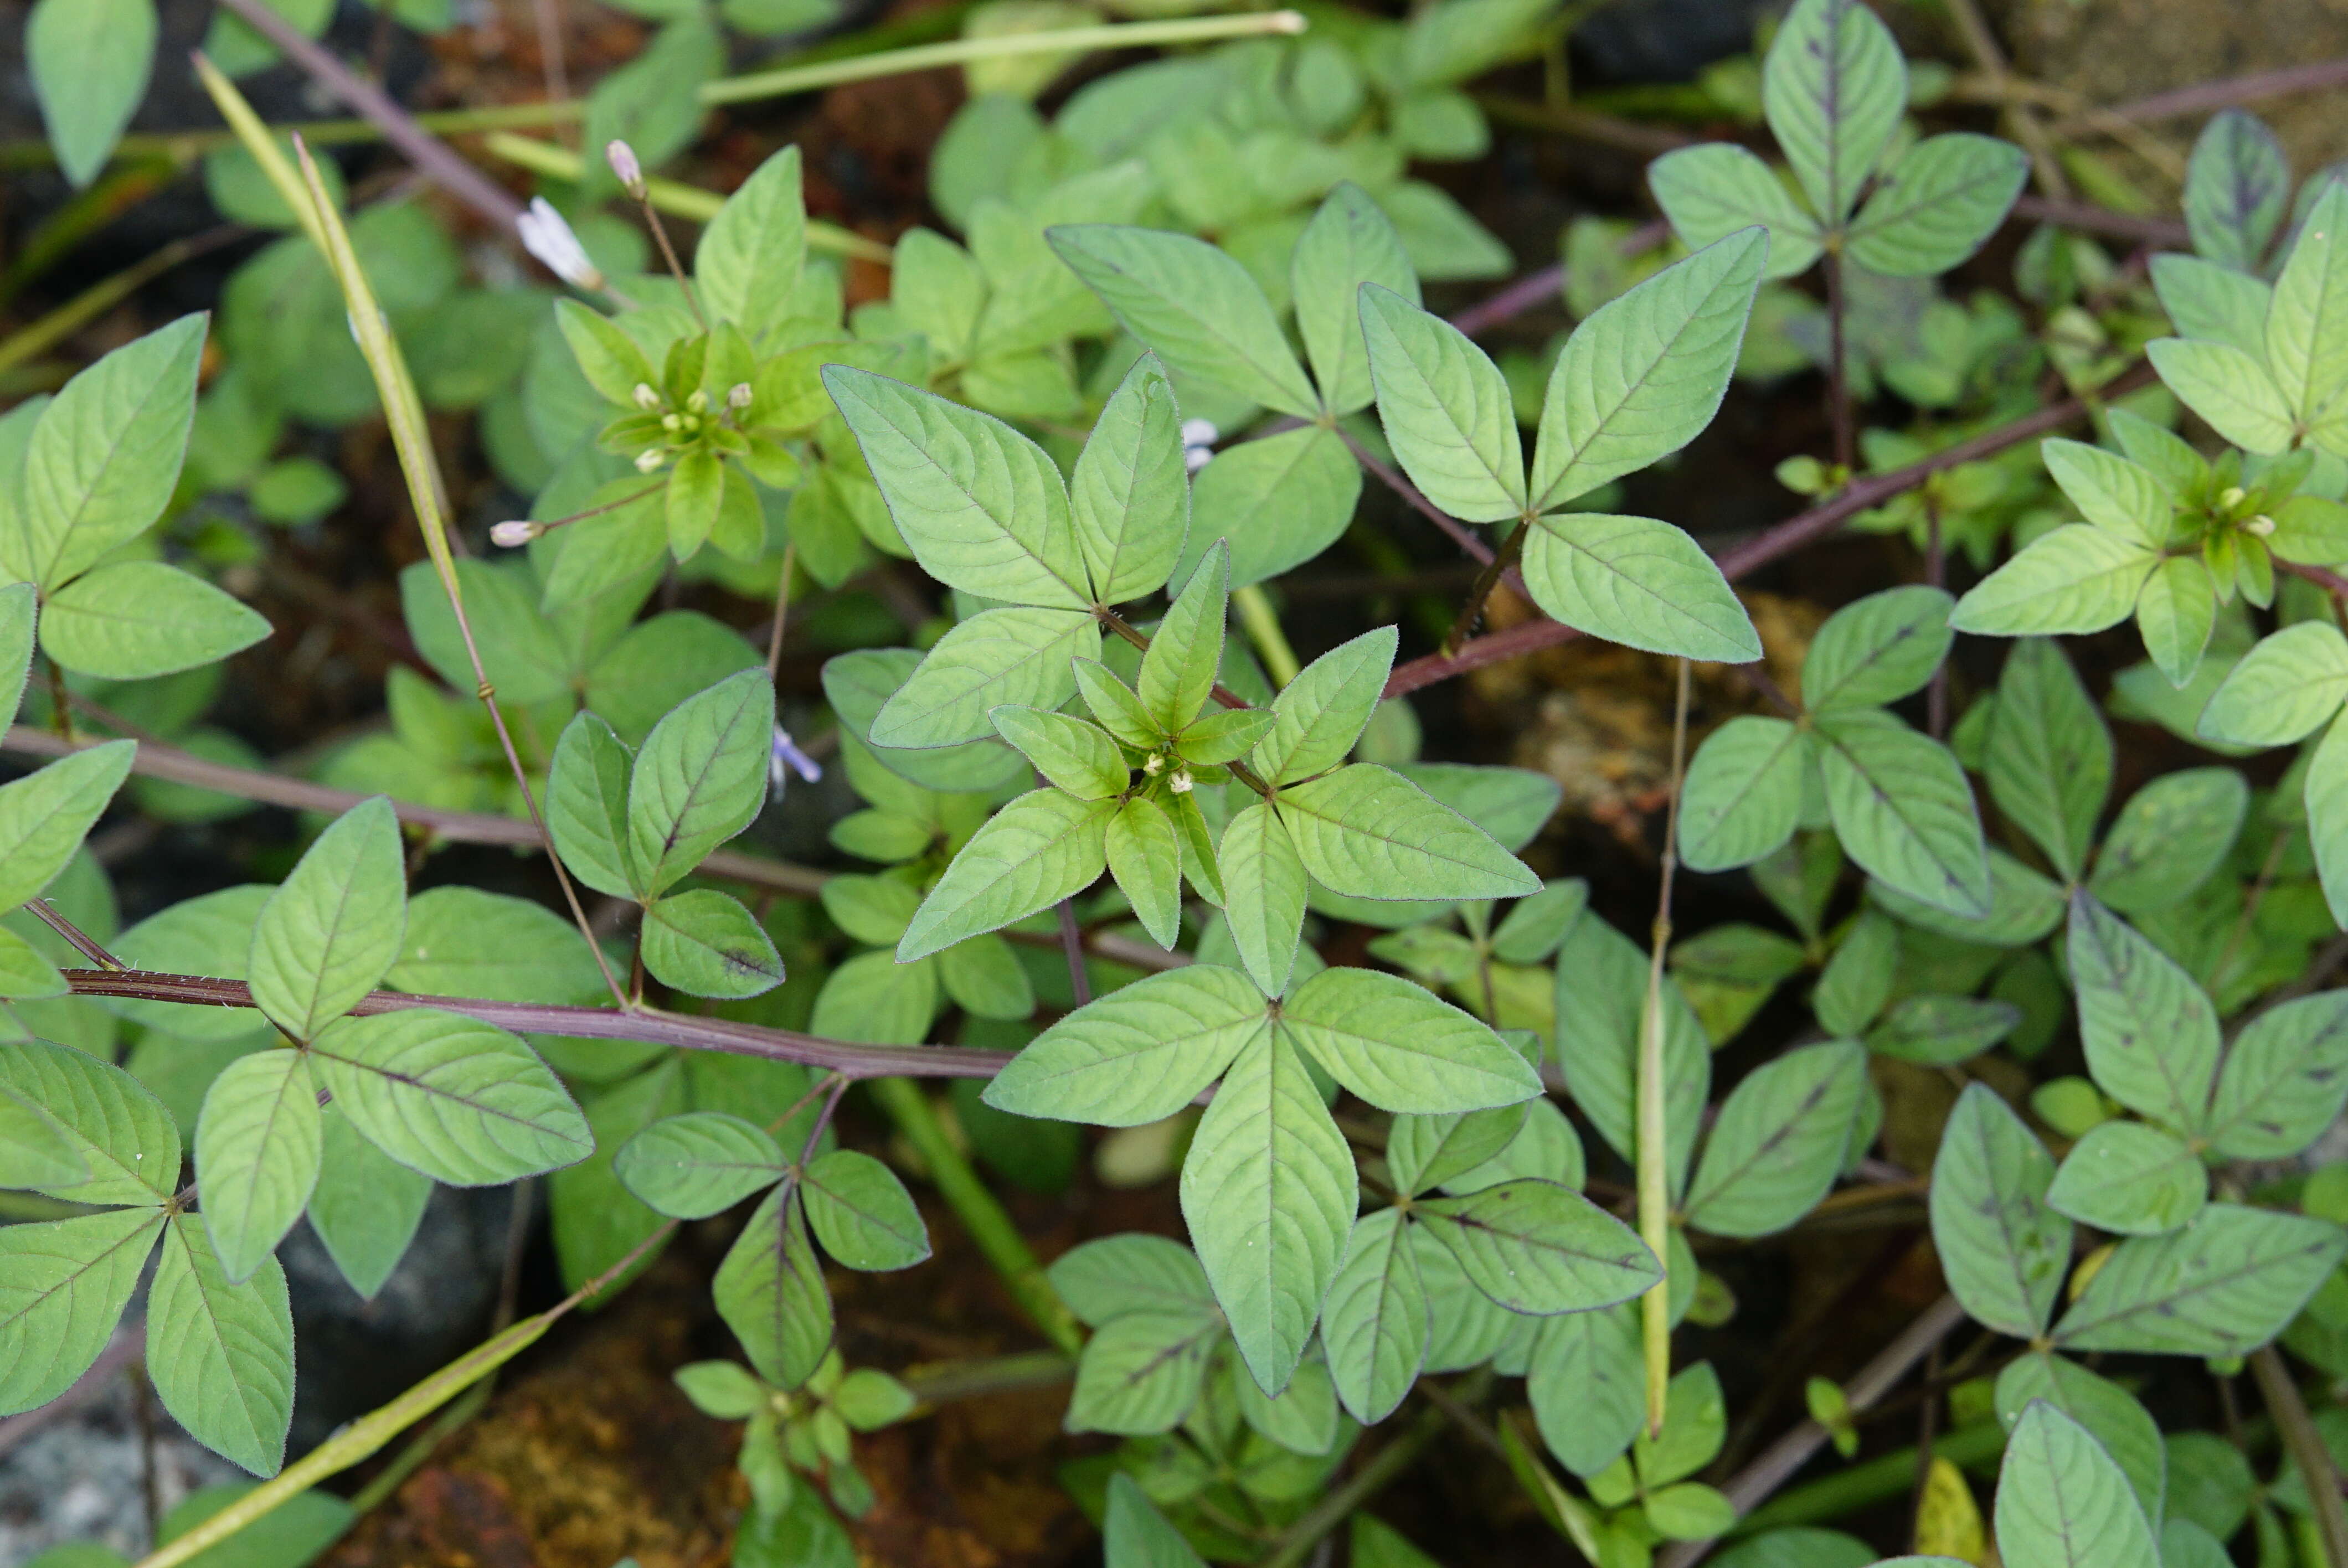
[1636,658,1693,1435]
[2252,1345,2348,1568]
[0,229,238,384]
[1232,584,1301,689]
[1255,1401,1449,1568]
[867,1076,1083,1355]
[1731,1421,2007,1537]
[702,12,1305,105]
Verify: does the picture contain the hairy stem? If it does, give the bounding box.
[867,1077,1084,1354]
[2252,1345,2348,1568]
[1637,658,1692,1435]
[1446,520,1530,652]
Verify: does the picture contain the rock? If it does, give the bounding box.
[1572,0,1774,84]
[0,1368,241,1562]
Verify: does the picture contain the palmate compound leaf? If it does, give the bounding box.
[2054,1203,2346,1356]
[1647,143,1824,280]
[2066,892,2218,1134]
[984,963,1268,1126]
[0,738,135,914]
[1529,227,1768,510]
[1273,763,1542,903]
[0,1038,179,1207]
[1678,716,1807,871]
[1994,1354,2166,1532]
[626,668,774,897]
[0,1205,161,1416]
[2205,990,2348,1159]
[821,367,1091,607]
[193,1048,321,1284]
[1358,283,1526,523]
[1520,512,1762,663]
[1681,1040,1866,1238]
[614,1111,786,1220]
[1762,0,1906,226]
[1845,133,2028,277]
[1179,1027,1356,1396]
[869,606,1099,749]
[1994,1402,2158,1568]
[1070,354,1188,605]
[1279,965,1541,1114]
[147,1213,295,1477]
[310,1009,591,1186]
[1930,1084,2071,1339]
[713,1183,833,1391]
[899,787,1114,961]
[1413,1178,1660,1315]
[1813,709,1990,917]
[1320,1206,1428,1423]
[247,795,405,1043]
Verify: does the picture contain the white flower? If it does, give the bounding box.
[1168,767,1194,794]
[634,448,666,473]
[1180,418,1219,474]
[489,519,542,548]
[516,197,605,291]
[633,383,661,411]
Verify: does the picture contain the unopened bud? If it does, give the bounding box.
[687,389,709,414]
[1143,754,1165,776]
[2244,513,2277,538]
[606,139,646,196]
[728,383,754,411]
[635,448,667,473]
[516,197,605,291]
[633,383,661,410]
[2219,486,2247,509]
[489,519,543,548]
[662,412,684,433]
[1169,768,1194,795]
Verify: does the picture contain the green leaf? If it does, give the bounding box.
[2145,337,2295,455]
[990,706,1127,798]
[809,947,937,1046]
[1678,716,1806,872]
[1635,1361,1728,1485]
[2206,991,2348,1159]
[1104,1472,1211,1568]
[713,1184,833,1390]
[1802,585,1954,711]
[0,1039,177,1205]
[10,314,204,591]
[627,667,773,896]
[147,1213,294,1476]
[1254,626,1397,786]
[387,886,605,1006]
[872,606,1099,749]
[1218,799,1307,996]
[1646,1483,1738,1541]
[1048,225,1320,419]
[2088,767,2246,914]
[1065,1306,1221,1435]
[1140,541,1227,731]
[1320,1206,1428,1423]
[1647,144,1823,280]
[2197,621,2348,745]
[1388,1097,1532,1197]
[2266,182,2348,429]
[1277,762,1540,902]
[1071,355,1188,604]
[2058,1204,2345,1355]
[1813,909,1895,1036]
[193,1049,320,1283]
[802,1147,928,1270]
[900,787,1111,960]
[1180,1030,1356,1394]
[1520,512,1761,662]
[0,1206,159,1416]
[2041,439,2175,550]
[1293,184,1419,416]
[554,299,656,406]
[311,1009,591,1185]
[1553,914,1708,1198]
[1949,524,2156,636]
[1358,283,1526,523]
[1683,1041,1866,1237]
[1047,1233,1213,1325]
[0,581,34,727]
[1283,965,1539,1113]
[1863,994,2021,1065]
[1106,796,1184,950]
[1994,1354,2166,1532]
[697,146,806,342]
[305,1105,428,1299]
[2046,1120,2206,1236]
[823,367,1088,608]
[2186,109,2290,272]
[1529,229,1767,510]
[248,796,405,1041]
[1415,1178,1659,1314]
[1814,709,1989,917]
[939,933,1033,1021]
[1993,1401,2157,1568]
[547,711,641,900]
[1528,1302,1644,1477]
[2151,253,2273,357]
[0,740,134,914]
[1762,0,1906,225]
[1185,423,1361,590]
[641,888,784,999]
[2132,556,2216,688]
[2067,892,2218,1134]
[1929,1084,2071,1339]
[27,0,157,188]
[1235,1347,1338,1456]
[1986,639,2110,883]
[0,1082,81,1188]
[986,963,1264,1126]
[39,563,267,682]
[1846,133,2027,277]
